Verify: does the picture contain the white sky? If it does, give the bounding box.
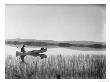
[5,4,106,42]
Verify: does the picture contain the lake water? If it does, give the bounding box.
[5,45,105,57]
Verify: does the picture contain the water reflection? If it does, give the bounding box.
[5,45,105,57]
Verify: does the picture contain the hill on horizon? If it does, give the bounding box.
[5,38,106,50]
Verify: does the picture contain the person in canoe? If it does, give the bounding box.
[20,44,26,62]
[19,45,47,62]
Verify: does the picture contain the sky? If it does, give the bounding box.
[5,4,106,42]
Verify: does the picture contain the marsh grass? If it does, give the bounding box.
[5,54,106,79]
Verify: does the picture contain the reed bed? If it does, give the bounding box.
[5,54,106,79]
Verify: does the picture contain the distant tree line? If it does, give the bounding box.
[5,41,106,49]
[58,43,106,49]
[5,41,55,46]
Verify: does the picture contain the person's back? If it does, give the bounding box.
[20,45,26,62]
[21,45,25,53]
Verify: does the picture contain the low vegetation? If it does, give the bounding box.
[5,54,106,79]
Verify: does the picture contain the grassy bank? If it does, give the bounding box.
[5,54,106,79]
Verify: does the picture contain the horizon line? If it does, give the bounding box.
[5,38,106,43]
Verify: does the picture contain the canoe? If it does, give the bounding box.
[16,51,47,59]
[16,48,47,57]
[16,51,33,56]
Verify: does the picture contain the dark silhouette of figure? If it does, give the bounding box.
[41,47,45,50]
[20,45,26,62]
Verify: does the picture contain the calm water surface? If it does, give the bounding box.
[5,45,105,57]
